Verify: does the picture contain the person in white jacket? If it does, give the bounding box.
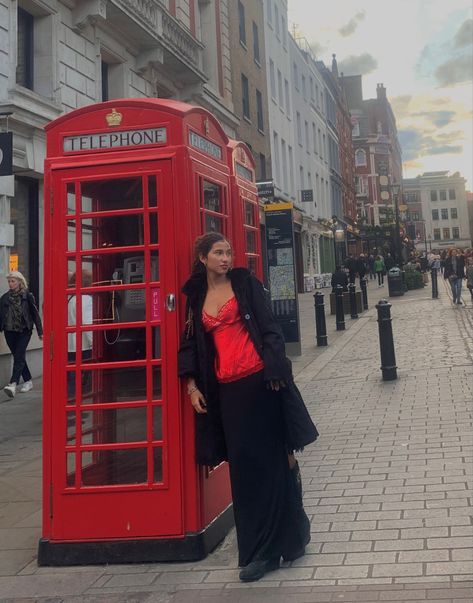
[67,270,93,398]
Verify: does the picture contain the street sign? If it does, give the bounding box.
[256,180,274,201]
[0,132,13,176]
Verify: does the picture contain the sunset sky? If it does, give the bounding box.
[287,0,473,188]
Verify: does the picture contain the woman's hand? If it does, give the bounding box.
[190,389,207,413]
[268,379,286,391]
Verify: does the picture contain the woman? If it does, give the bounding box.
[465,256,473,303]
[178,233,318,582]
[0,271,43,397]
[444,248,465,305]
[374,255,386,286]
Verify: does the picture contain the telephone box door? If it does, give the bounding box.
[48,160,182,540]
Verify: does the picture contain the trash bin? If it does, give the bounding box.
[387,267,404,297]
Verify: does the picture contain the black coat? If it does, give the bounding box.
[444,255,465,280]
[331,270,348,292]
[178,268,318,465]
[0,289,43,336]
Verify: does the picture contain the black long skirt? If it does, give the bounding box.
[218,370,304,567]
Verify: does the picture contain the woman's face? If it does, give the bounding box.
[451,249,457,257]
[7,277,20,291]
[201,240,232,276]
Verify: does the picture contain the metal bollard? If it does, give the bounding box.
[431,267,438,299]
[376,299,397,381]
[314,291,328,346]
[360,277,369,310]
[348,283,358,319]
[335,284,345,331]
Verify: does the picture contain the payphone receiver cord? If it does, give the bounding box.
[104,304,120,345]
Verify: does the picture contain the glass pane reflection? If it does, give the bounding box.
[81,407,147,444]
[80,366,148,404]
[81,448,147,486]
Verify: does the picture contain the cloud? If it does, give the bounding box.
[390,95,413,120]
[339,11,365,37]
[412,110,456,127]
[309,41,326,57]
[398,128,464,161]
[455,19,473,48]
[427,144,463,154]
[435,54,473,86]
[338,53,378,76]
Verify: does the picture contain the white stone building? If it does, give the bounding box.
[0,0,236,381]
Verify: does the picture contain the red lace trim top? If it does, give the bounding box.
[202,296,264,383]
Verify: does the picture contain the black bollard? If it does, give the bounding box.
[314,292,328,346]
[348,283,358,319]
[431,267,438,299]
[360,277,369,310]
[376,299,397,381]
[335,284,345,331]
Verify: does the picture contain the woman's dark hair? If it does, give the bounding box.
[191,232,230,276]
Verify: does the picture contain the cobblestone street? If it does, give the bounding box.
[0,278,472,602]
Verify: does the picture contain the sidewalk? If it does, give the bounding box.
[0,277,472,602]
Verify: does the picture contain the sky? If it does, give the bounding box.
[287,0,473,189]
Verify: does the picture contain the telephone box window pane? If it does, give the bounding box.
[153,406,163,440]
[66,454,76,487]
[66,412,76,444]
[246,230,256,253]
[67,183,75,214]
[81,252,145,287]
[205,214,223,233]
[247,256,257,274]
[80,178,143,212]
[153,366,162,399]
[82,327,147,364]
[148,176,158,207]
[81,448,147,486]
[149,213,159,245]
[81,407,147,444]
[80,366,148,404]
[150,251,160,282]
[153,447,163,483]
[80,214,144,250]
[203,181,222,213]
[67,290,146,326]
[152,327,161,358]
[244,201,255,226]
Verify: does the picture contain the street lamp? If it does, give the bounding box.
[391,183,402,266]
[330,215,345,268]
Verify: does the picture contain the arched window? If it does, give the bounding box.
[355,149,367,166]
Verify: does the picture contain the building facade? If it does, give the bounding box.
[403,172,470,251]
[0,0,236,380]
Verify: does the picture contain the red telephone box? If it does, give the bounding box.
[227,140,263,280]
[39,99,240,565]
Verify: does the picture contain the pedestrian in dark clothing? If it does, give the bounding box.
[444,248,465,305]
[344,255,356,284]
[385,253,395,271]
[0,271,43,398]
[178,233,318,583]
[355,254,367,286]
[368,254,375,279]
[331,265,349,292]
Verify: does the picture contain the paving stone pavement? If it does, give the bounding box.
[0,277,472,602]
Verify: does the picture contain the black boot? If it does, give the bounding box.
[282,461,311,562]
[239,557,280,582]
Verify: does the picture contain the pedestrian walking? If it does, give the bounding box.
[355,253,367,287]
[178,233,318,583]
[444,248,465,305]
[367,254,375,280]
[331,265,349,292]
[0,271,43,398]
[344,254,356,284]
[384,253,395,271]
[465,256,473,303]
[374,255,386,286]
[67,270,93,398]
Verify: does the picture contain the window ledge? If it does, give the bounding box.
[243,115,252,125]
[240,40,247,51]
[254,58,261,69]
[7,85,62,125]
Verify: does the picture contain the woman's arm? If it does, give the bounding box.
[28,293,43,338]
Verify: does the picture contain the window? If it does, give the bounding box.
[299,165,304,189]
[258,153,266,180]
[433,229,441,240]
[439,190,447,201]
[301,75,306,100]
[312,123,317,154]
[449,189,456,200]
[411,211,420,220]
[443,228,450,239]
[318,129,322,159]
[451,208,458,219]
[352,121,360,137]
[267,0,272,25]
[281,16,286,47]
[241,73,250,119]
[277,69,283,107]
[322,134,326,161]
[284,79,290,114]
[281,139,287,191]
[274,4,279,37]
[432,209,439,220]
[202,180,226,233]
[252,22,260,63]
[309,77,314,101]
[238,1,246,45]
[355,149,367,166]
[273,131,280,176]
[101,61,109,101]
[269,59,276,99]
[256,89,264,131]
[296,112,302,145]
[293,62,299,90]
[16,7,34,89]
[315,84,319,107]
[288,146,294,193]
[452,227,460,239]
[441,208,448,220]
[430,190,438,201]
[305,121,309,151]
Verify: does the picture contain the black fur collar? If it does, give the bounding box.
[182,267,251,299]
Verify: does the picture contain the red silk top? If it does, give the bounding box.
[202,296,264,383]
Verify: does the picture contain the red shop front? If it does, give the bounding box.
[39,99,262,565]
